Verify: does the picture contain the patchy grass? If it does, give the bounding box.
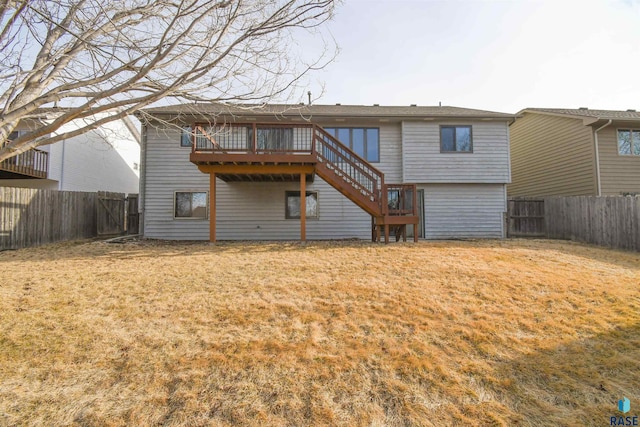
[0,239,638,426]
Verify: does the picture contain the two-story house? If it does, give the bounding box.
[0,110,141,194]
[138,104,514,241]
[509,108,640,197]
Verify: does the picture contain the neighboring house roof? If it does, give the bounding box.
[519,108,640,123]
[18,108,141,144]
[140,103,515,120]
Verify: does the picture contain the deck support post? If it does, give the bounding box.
[371,217,376,242]
[300,173,306,242]
[414,224,418,242]
[384,224,389,244]
[210,172,216,242]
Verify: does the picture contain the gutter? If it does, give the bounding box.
[593,119,612,196]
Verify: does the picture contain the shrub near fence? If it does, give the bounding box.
[545,196,640,252]
[0,187,98,250]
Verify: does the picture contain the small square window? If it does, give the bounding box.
[440,126,472,152]
[180,126,193,148]
[175,191,207,219]
[285,191,318,219]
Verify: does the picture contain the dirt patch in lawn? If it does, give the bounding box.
[0,239,638,426]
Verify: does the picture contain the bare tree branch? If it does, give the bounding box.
[0,0,337,161]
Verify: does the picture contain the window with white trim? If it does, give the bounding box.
[617,129,640,156]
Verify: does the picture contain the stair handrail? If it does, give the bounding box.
[312,126,385,209]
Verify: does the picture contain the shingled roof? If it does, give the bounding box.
[141,103,515,119]
[522,108,640,121]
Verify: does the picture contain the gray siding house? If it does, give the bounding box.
[138,104,514,241]
[509,108,640,196]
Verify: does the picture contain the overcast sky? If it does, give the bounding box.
[305,0,640,113]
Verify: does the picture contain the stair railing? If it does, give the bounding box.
[312,126,385,211]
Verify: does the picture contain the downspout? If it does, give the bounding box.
[593,119,612,196]
[139,122,147,236]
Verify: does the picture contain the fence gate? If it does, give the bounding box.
[126,194,139,235]
[97,191,126,236]
[507,198,546,237]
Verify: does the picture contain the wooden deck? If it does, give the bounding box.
[0,148,48,179]
[188,122,419,243]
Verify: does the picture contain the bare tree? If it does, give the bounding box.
[0,0,336,162]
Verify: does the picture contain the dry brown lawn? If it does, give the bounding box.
[0,239,638,426]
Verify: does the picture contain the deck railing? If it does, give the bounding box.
[385,183,417,216]
[193,123,314,154]
[0,148,48,178]
[191,123,417,218]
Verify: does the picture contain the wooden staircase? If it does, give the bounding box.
[311,126,418,242]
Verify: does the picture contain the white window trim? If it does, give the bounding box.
[616,128,640,156]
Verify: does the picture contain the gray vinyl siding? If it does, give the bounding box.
[402,120,510,183]
[597,126,640,195]
[420,184,506,239]
[144,120,508,240]
[143,126,369,240]
[509,113,596,196]
[143,126,208,239]
[377,122,402,183]
[216,179,369,240]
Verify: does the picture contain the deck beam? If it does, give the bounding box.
[198,164,315,175]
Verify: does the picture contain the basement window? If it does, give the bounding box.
[285,191,318,219]
[440,126,472,152]
[174,191,207,219]
[617,129,640,155]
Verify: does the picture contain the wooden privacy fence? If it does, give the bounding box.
[97,191,126,236]
[545,196,640,252]
[507,198,545,237]
[0,187,139,250]
[127,194,139,235]
[508,196,640,251]
[0,187,97,250]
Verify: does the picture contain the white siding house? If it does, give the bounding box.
[139,104,514,241]
[0,113,140,194]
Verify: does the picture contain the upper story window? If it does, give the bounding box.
[440,126,472,153]
[8,131,23,140]
[617,129,640,156]
[324,127,380,162]
[180,126,192,148]
[6,130,28,145]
